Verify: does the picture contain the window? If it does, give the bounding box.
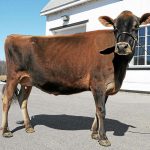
[132,25,150,66]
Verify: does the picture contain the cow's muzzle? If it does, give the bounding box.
[115,42,132,55]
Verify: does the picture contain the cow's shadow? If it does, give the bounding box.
[12,114,135,136]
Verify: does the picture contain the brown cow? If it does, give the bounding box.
[1,11,150,147]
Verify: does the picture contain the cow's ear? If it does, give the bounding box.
[99,16,114,27]
[99,46,115,55]
[140,13,150,25]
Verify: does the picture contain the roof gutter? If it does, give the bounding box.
[40,0,92,16]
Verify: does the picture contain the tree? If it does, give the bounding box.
[0,60,6,75]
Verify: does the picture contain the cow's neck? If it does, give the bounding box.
[113,53,133,91]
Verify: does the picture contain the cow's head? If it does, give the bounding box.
[99,11,150,55]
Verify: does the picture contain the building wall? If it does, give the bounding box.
[45,0,122,35]
[122,70,150,92]
[45,0,150,92]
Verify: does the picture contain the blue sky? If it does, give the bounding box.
[0,0,49,60]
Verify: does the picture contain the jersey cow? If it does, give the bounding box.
[1,11,150,147]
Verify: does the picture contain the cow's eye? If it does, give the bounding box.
[134,25,139,30]
[132,25,139,31]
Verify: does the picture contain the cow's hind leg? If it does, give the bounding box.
[18,85,35,133]
[91,87,111,147]
[1,79,17,137]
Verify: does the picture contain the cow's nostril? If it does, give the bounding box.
[124,44,128,49]
[117,45,120,49]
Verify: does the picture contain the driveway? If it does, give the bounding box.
[0,84,150,150]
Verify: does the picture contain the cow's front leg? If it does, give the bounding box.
[91,88,111,147]
[91,114,99,140]
[91,96,108,140]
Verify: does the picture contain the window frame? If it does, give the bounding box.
[130,24,150,68]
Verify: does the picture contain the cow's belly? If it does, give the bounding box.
[31,70,90,95]
[34,81,89,95]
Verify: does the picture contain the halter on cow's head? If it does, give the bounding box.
[99,11,150,55]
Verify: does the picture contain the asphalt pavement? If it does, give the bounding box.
[0,84,150,150]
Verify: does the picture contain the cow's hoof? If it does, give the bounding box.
[2,131,13,138]
[98,139,111,147]
[91,132,99,140]
[25,127,35,133]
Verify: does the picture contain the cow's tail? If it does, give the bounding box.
[2,83,19,102]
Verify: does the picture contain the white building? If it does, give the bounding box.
[41,0,150,92]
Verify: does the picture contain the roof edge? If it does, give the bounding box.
[40,0,92,16]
